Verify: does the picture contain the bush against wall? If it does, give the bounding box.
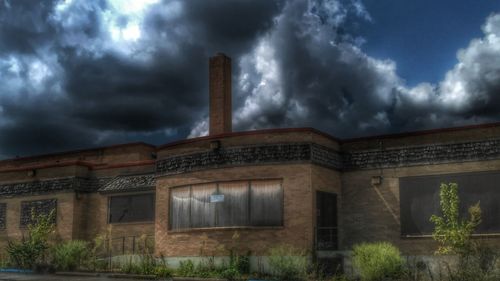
[6,209,56,269]
[352,242,403,281]
[52,240,90,271]
[267,244,308,281]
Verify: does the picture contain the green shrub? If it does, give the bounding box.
[154,264,174,278]
[6,210,55,269]
[52,240,90,271]
[352,242,403,281]
[268,244,308,281]
[119,255,175,278]
[177,259,196,277]
[220,267,240,280]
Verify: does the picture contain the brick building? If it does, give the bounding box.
[1,53,499,269]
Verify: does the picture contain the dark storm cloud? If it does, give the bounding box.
[219,1,500,139]
[1,0,500,159]
[0,1,58,55]
[0,0,282,158]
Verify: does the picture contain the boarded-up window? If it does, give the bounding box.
[170,186,191,230]
[217,181,249,227]
[109,193,155,223]
[190,183,217,228]
[250,180,283,226]
[400,171,500,236]
[20,199,57,227]
[169,180,283,230]
[0,203,6,229]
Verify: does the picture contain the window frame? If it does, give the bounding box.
[168,179,284,231]
[399,170,500,238]
[19,199,57,228]
[107,192,156,225]
[0,203,6,230]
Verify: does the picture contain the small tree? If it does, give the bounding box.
[430,183,481,255]
[6,209,56,269]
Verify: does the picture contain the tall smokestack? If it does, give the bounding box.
[209,53,232,135]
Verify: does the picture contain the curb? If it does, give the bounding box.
[55,271,101,277]
[108,273,158,280]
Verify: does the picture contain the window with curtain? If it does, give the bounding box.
[169,179,283,230]
[108,193,155,223]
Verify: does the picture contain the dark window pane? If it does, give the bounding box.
[190,184,217,228]
[109,193,155,223]
[250,180,283,226]
[170,186,191,230]
[217,181,249,227]
[20,199,57,227]
[0,203,6,229]
[400,171,500,236]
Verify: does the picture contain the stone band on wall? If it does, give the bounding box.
[157,139,500,174]
[20,199,57,227]
[0,177,110,197]
[0,203,5,229]
[343,139,500,170]
[157,143,343,176]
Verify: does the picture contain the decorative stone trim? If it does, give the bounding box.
[0,177,110,197]
[343,139,500,170]
[156,143,342,176]
[20,199,57,227]
[99,174,155,193]
[0,203,6,229]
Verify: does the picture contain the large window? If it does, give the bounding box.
[108,193,155,223]
[169,180,283,230]
[400,171,500,236]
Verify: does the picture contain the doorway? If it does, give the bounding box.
[315,191,338,250]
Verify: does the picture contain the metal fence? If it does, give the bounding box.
[104,235,155,257]
[314,227,338,251]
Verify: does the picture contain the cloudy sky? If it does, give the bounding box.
[0,0,499,159]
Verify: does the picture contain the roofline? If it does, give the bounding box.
[157,127,341,150]
[2,122,500,164]
[0,160,155,173]
[0,142,156,164]
[341,121,500,143]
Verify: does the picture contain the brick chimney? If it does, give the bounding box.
[209,53,232,135]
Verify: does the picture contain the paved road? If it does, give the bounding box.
[0,273,153,281]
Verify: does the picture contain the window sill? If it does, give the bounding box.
[108,221,155,226]
[168,226,285,234]
[401,233,500,239]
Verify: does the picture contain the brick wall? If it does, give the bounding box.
[341,159,500,255]
[155,164,315,257]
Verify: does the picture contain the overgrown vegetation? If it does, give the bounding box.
[430,183,482,255]
[6,209,56,269]
[430,182,500,281]
[3,182,500,281]
[352,242,404,281]
[52,240,90,271]
[267,244,309,281]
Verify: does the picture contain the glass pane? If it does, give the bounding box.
[109,194,155,223]
[217,181,249,227]
[20,199,57,227]
[170,186,191,230]
[190,183,217,228]
[250,180,283,226]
